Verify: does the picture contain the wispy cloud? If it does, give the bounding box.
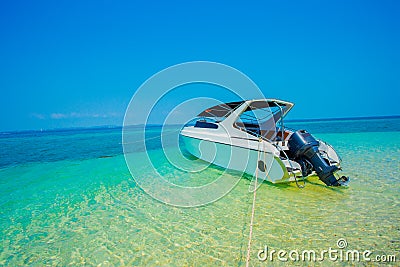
[30,112,121,120]
[49,112,121,119]
[50,113,68,119]
[30,113,46,120]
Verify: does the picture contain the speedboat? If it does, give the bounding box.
[179,99,349,187]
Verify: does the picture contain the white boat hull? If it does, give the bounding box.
[181,135,301,183]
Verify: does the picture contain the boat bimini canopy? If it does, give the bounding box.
[197,99,293,120]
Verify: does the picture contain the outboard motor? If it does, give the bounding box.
[288,130,348,186]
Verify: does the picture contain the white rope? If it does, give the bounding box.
[245,138,262,267]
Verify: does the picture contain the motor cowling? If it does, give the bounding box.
[288,130,344,186]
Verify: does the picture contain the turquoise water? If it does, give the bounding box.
[0,118,399,266]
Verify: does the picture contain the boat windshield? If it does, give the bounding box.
[234,100,290,140]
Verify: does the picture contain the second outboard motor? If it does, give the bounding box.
[288,130,345,186]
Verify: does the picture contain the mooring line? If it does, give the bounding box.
[245,138,262,267]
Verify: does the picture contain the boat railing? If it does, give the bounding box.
[272,143,305,188]
[274,101,285,145]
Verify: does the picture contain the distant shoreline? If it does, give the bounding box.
[1,115,399,134]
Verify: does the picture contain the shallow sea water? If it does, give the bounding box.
[0,119,399,266]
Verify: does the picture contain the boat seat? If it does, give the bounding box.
[276,130,292,141]
[259,129,292,141]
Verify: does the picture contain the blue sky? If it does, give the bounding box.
[0,0,399,131]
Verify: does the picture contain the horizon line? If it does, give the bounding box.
[1,114,399,134]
